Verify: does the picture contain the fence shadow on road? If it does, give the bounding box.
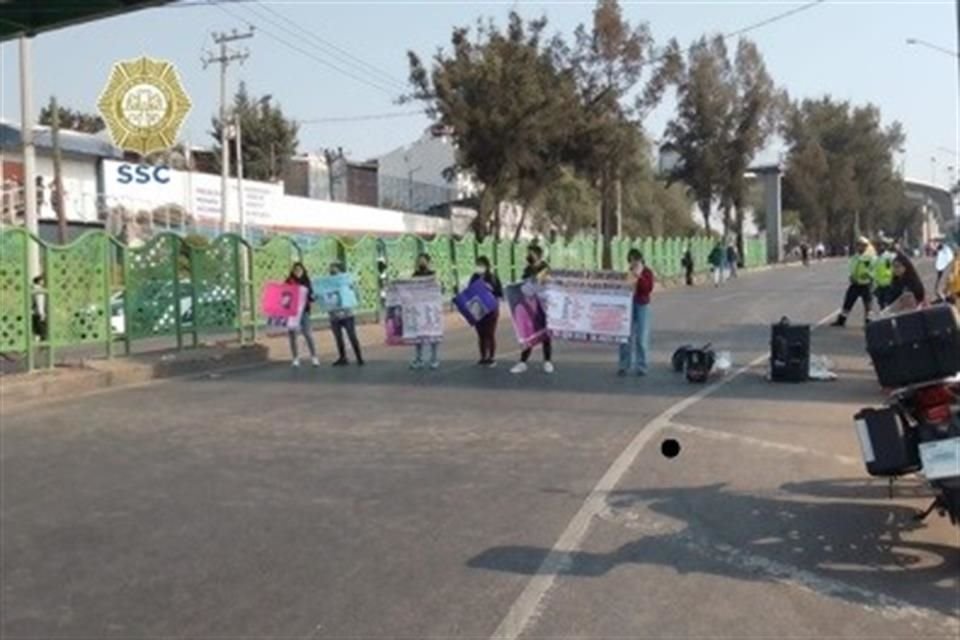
[467,483,959,621]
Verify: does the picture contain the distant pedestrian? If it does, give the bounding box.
[708,242,725,287]
[470,256,503,367]
[681,246,695,286]
[285,262,319,367]
[618,248,654,377]
[800,242,810,267]
[934,241,955,294]
[410,253,440,370]
[511,245,554,374]
[831,237,875,327]
[726,244,739,278]
[327,262,364,367]
[815,242,826,261]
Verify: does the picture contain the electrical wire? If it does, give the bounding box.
[213,1,402,97]
[300,109,427,124]
[251,0,409,93]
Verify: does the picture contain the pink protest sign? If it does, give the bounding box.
[261,282,306,318]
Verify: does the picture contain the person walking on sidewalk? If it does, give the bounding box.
[708,241,725,287]
[618,248,654,377]
[831,237,875,327]
[285,262,319,367]
[469,256,503,367]
[327,262,364,367]
[511,245,554,374]
[681,245,695,286]
[726,243,739,279]
[410,253,440,370]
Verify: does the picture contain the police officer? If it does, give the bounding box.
[831,237,875,327]
[873,238,896,310]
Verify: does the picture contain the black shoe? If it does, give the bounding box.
[332,358,348,367]
[478,359,489,366]
[357,359,365,366]
[830,317,846,327]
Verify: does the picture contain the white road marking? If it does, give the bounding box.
[668,421,862,467]
[490,309,840,640]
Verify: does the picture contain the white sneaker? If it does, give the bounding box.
[291,358,300,368]
[510,362,528,374]
[429,361,440,370]
[543,361,555,374]
[410,360,424,370]
[311,357,320,367]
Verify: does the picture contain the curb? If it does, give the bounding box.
[1,344,269,412]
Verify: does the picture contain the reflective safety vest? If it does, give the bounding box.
[874,252,895,287]
[849,254,874,285]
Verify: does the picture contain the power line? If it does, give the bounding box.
[722,0,826,41]
[300,109,427,124]
[250,0,409,93]
[214,2,402,97]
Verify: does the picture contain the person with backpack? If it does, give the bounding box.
[285,262,319,367]
[618,249,654,376]
[469,256,503,367]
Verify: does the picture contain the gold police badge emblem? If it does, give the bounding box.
[97,56,192,156]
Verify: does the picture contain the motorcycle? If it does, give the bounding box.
[855,376,960,525]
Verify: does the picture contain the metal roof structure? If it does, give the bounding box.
[0,122,122,159]
[0,1,174,41]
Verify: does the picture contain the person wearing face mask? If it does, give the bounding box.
[618,248,655,376]
[327,262,364,366]
[285,261,319,368]
[410,253,440,369]
[511,245,554,374]
[469,256,504,366]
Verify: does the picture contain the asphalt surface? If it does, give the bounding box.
[2,260,958,639]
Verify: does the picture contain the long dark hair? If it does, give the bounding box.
[287,261,309,282]
[893,252,925,300]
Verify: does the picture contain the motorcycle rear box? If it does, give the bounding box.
[866,305,960,388]
[854,407,921,477]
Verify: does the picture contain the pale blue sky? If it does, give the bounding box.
[1,0,957,185]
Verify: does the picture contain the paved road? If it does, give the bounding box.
[2,261,957,638]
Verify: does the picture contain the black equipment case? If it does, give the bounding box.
[770,317,810,382]
[684,345,715,383]
[853,407,921,477]
[866,305,960,388]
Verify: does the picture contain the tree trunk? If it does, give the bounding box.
[734,203,745,267]
[699,195,713,235]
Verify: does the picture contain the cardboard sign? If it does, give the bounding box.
[312,273,358,313]
[452,278,498,326]
[505,280,547,347]
[543,271,634,344]
[384,277,443,345]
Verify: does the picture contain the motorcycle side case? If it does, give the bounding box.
[854,407,921,477]
[866,306,960,388]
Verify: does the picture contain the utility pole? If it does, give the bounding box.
[233,116,246,239]
[49,96,67,244]
[202,27,253,233]
[19,36,38,276]
[615,177,623,237]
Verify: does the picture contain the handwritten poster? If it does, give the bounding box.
[543,270,634,344]
[384,277,443,345]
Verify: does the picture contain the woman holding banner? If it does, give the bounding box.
[411,253,440,370]
[469,256,504,367]
[511,245,554,374]
[285,262,319,368]
[618,249,654,376]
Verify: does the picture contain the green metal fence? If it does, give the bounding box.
[0,227,768,371]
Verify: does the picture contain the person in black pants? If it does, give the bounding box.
[510,245,554,374]
[327,262,364,366]
[681,246,694,286]
[469,256,503,367]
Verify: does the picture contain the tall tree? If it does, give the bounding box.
[781,97,905,249]
[564,0,680,262]
[210,83,299,182]
[38,105,105,134]
[718,39,781,254]
[407,13,579,239]
[663,35,735,235]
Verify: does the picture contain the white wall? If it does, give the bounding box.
[2,150,101,222]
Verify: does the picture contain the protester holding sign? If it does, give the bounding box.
[285,262,319,368]
[511,245,554,374]
[324,262,364,366]
[411,253,441,369]
[618,249,655,376]
[468,256,504,366]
